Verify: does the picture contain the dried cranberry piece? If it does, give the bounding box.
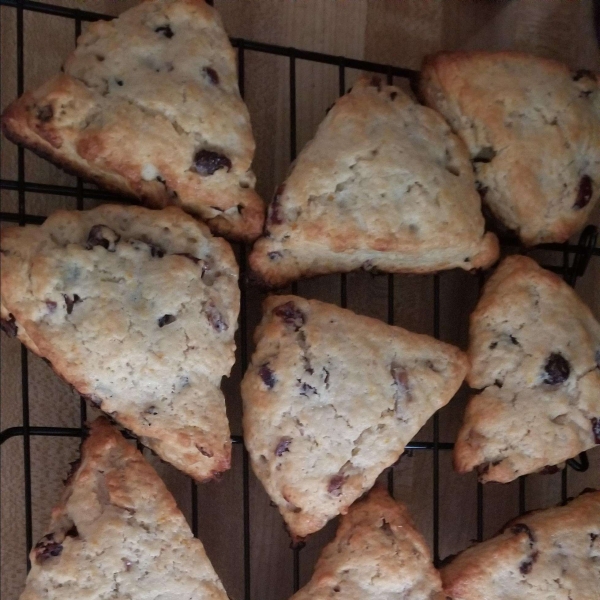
[573,69,595,82]
[519,552,539,575]
[259,364,276,389]
[273,301,305,331]
[86,225,120,252]
[130,239,165,258]
[542,353,570,385]
[509,523,535,543]
[155,25,174,38]
[592,418,600,444]
[37,105,53,122]
[540,465,560,475]
[196,445,214,458]
[206,302,228,332]
[64,294,81,315]
[1,314,18,337]
[574,175,593,209]
[275,437,292,456]
[391,363,410,416]
[327,474,346,496]
[158,314,176,328]
[193,150,232,176]
[148,243,165,258]
[476,460,501,478]
[369,76,382,91]
[176,252,201,264]
[473,146,497,163]
[203,67,219,84]
[65,525,79,538]
[34,535,63,563]
[267,185,285,226]
[46,300,57,312]
[299,382,316,397]
[380,520,393,536]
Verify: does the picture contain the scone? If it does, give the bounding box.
[242,295,468,538]
[420,51,600,245]
[250,77,499,287]
[19,417,229,600]
[0,204,239,481]
[455,255,600,483]
[441,489,600,600]
[290,487,445,600]
[0,0,264,241]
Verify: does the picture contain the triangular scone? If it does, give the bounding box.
[0,205,239,481]
[290,487,445,600]
[441,490,600,600]
[421,51,600,245]
[0,0,263,241]
[249,77,499,287]
[455,255,600,483]
[19,417,230,600]
[242,295,468,538]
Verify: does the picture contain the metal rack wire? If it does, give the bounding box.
[0,1,599,598]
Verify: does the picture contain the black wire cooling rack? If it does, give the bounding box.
[1,1,599,598]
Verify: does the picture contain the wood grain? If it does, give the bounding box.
[1,2,599,599]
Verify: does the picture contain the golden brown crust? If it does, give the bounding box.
[441,490,600,599]
[421,50,600,245]
[1,0,264,242]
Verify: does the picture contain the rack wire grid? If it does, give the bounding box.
[1,1,599,599]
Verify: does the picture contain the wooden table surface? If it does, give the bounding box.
[1,1,599,599]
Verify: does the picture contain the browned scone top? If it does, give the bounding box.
[242,295,468,538]
[0,0,264,241]
[441,489,600,600]
[421,51,600,245]
[250,76,499,287]
[290,487,446,600]
[19,417,230,600]
[455,255,600,483]
[0,204,239,481]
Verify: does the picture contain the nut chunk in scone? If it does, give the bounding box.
[0,0,264,241]
[441,490,600,600]
[455,255,600,483]
[249,77,498,287]
[0,205,239,481]
[242,295,468,538]
[290,487,445,600]
[421,51,600,245]
[19,417,230,600]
